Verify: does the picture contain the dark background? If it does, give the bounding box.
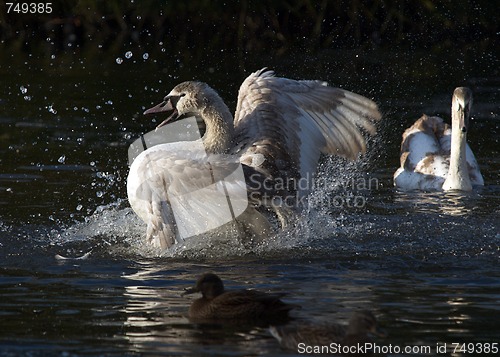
[1,0,497,63]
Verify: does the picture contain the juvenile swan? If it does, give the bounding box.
[127,69,381,249]
[394,87,483,191]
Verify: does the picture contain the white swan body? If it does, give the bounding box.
[128,140,253,249]
[394,87,484,191]
[127,69,381,249]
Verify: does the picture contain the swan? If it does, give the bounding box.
[394,87,484,191]
[127,68,381,249]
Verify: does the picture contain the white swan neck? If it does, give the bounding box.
[443,124,471,191]
[200,105,234,154]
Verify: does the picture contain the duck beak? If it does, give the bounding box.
[181,286,198,297]
[143,96,179,128]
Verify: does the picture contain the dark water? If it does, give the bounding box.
[0,43,499,356]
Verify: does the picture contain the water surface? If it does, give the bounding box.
[0,44,499,356]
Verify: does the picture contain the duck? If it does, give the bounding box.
[269,310,385,353]
[127,68,381,249]
[182,272,298,325]
[394,87,484,191]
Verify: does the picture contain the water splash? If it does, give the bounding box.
[50,148,499,261]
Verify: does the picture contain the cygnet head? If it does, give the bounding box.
[144,81,221,128]
[451,87,473,133]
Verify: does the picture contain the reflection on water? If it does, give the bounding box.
[393,190,488,216]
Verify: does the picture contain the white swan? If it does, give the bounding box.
[127,68,381,249]
[394,87,484,191]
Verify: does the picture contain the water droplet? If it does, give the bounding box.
[142,53,149,60]
[125,51,133,59]
[58,155,66,163]
[116,57,123,64]
[20,85,28,94]
[90,161,96,167]
[47,104,57,114]
[113,116,118,121]
[76,204,83,211]
[51,54,56,59]
[96,191,103,198]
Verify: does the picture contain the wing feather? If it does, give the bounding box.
[233,69,381,186]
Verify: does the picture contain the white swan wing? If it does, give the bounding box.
[233,69,381,193]
[127,145,182,249]
[127,142,249,245]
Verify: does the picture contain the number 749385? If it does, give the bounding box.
[452,342,498,354]
[6,3,53,14]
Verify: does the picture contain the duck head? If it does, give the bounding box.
[182,273,225,299]
[347,310,387,338]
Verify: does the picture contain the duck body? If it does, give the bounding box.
[183,273,297,325]
[270,310,385,353]
[188,289,294,322]
[127,69,381,249]
[394,88,483,191]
